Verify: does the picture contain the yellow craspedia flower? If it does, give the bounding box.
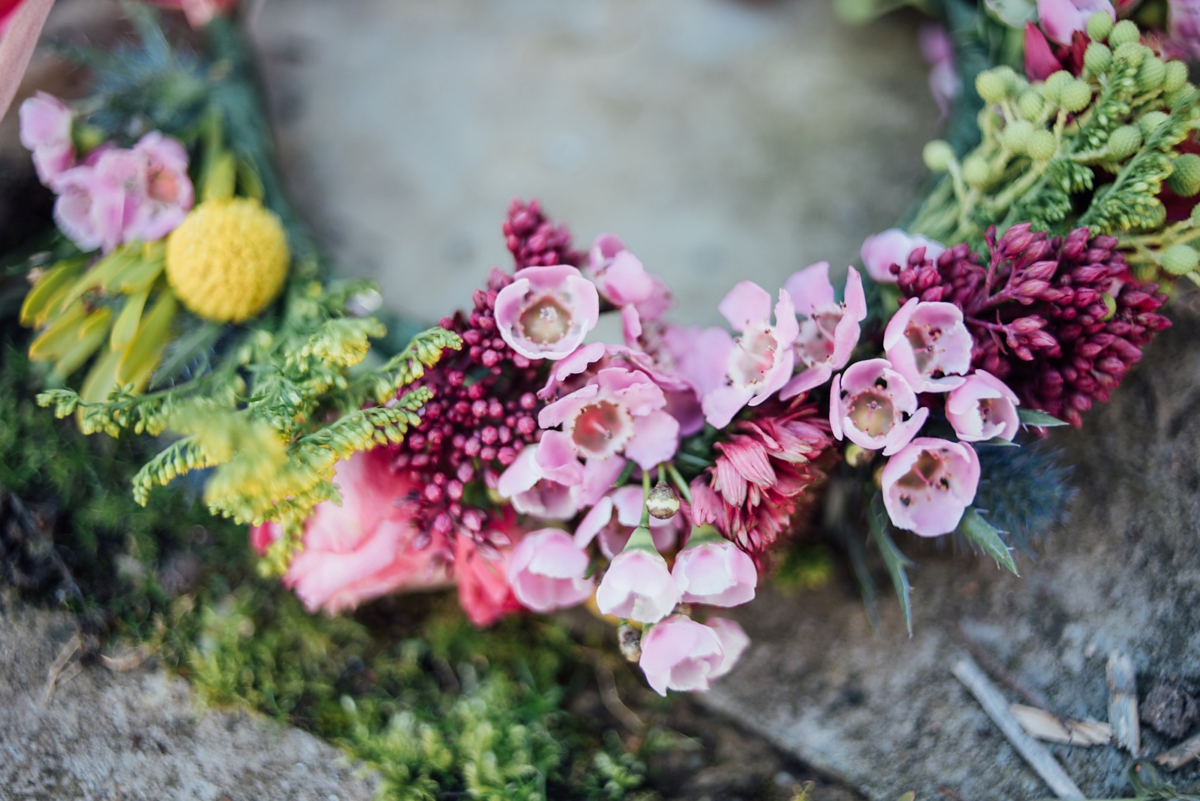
[165,198,289,323]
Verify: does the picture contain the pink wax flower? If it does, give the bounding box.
[595,528,679,623]
[455,530,523,627]
[52,149,137,253]
[506,528,594,613]
[538,367,680,471]
[830,358,928,455]
[638,614,727,695]
[884,298,973,393]
[1038,0,1114,45]
[945,370,1021,442]
[574,484,681,559]
[496,446,624,519]
[495,264,600,360]
[700,282,799,429]
[705,617,750,679]
[671,528,757,607]
[587,235,673,344]
[882,437,981,536]
[779,262,867,399]
[263,449,450,616]
[861,229,946,285]
[128,132,194,242]
[19,92,74,186]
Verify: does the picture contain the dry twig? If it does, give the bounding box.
[42,633,81,706]
[594,662,646,735]
[1010,704,1112,746]
[952,655,1085,799]
[950,619,1057,713]
[1156,731,1200,771]
[1107,651,1141,756]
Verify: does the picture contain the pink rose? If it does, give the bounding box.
[495,264,600,360]
[882,437,981,536]
[860,229,946,285]
[671,530,757,607]
[506,529,594,613]
[700,282,800,429]
[780,262,868,398]
[1038,0,1114,45]
[883,298,973,393]
[830,358,928,455]
[945,371,1020,442]
[455,531,523,627]
[19,91,74,186]
[637,614,726,695]
[595,533,679,623]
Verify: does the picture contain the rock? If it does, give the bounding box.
[0,594,378,801]
[699,296,1200,799]
[1141,677,1199,741]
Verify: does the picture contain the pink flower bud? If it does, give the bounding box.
[705,617,751,679]
[596,540,679,623]
[945,371,1020,442]
[506,529,594,613]
[637,614,726,695]
[671,534,757,607]
[882,438,981,537]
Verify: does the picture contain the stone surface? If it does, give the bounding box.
[252,0,937,327]
[0,595,377,801]
[700,297,1200,800]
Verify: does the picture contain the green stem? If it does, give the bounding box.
[665,463,693,504]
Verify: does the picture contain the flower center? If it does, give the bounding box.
[895,450,951,497]
[146,165,180,204]
[728,326,778,388]
[978,398,999,426]
[519,296,572,345]
[905,322,944,374]
[570,400,633,458]
[847,388,896,438]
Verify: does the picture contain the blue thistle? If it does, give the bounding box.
[971,441,1075,555]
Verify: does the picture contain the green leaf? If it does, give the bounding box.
[957,507,1019,575]
[1018,408,1068,427]
[613,459,637,488]
[868,492,915,636]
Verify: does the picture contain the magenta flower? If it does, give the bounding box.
[779,262,867,399]
[496,446,624,519]
[19,91,74,186]
[506,528,594,613]
[1038,0,1114,45]
[830,358,928,455]
[596,533,679,623]
[706,617,750,679]
[700,282,799,429]
[884,299,973,393]
[945,371,1021,442]
[860,229,946,285]
[671,528,757,607]
[538,367,680,471]
[882,437,981,536]
[128,132,194,242]
[638,614,737,695]
[495,264,600,360]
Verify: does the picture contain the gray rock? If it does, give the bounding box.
[0,595,377,801]
[700,296,1200,800]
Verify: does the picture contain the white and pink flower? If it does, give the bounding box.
[496,446,624,519]
[495,264,600,360]
[595,530,679,623]
[638,614,749,695]
[700,282,799,429]
[779,262,867,399]
[19,92,74,186]
[946,371,1021,442]
[882,437,981,536]
[830,358,928,455]
[671,528,757,607]
[860,229,946,285]
[537,367,680,472]
[506,528,594,613]
[883,299,973,393]
[587,234,672,344]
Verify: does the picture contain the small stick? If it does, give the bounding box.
[952,656,1085,799]
[1010,704,1112,746]
[1106,651,1140,756]
[42,634,81,706]
[950,618,1057,713]
[1156,731,1200,771]
[593,662,645,735]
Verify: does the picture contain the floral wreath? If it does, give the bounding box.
[5,0,1199,698]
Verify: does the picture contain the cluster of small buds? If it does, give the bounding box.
[503,198,584,269]
[896,223,1170,426]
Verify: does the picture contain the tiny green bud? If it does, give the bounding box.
[1017,89,1045,119]
[1027,129,1058,161]
[1084,42,1113,76]
[1165,82,1195,106]
[1086,10,1114,42]
[962,154,992,188]
[1042,70,1073,104]
[993,65,1019,90]
[978,105,1003,134]
[975,69,1009,104]
[647,481,680,520]
[1002,119,1035,152]
[1147,199,1168,228]
[1107,124,1143,159]
[1164,60,1189,94]
[1139,110,1170,137]
[1059,79,1093,113]
[1101,293,1119,320]
[1191,202,1200,228]
[1108,19,1140,47]
[1137,56,1166,92]
[1113,40,1146,68]
[1162,244,1200,276]
[1168,153,1200,197]
[923,139,956,172]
